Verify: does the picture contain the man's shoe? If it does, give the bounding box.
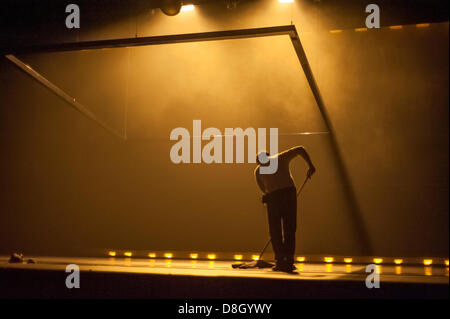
[272,263,297,273]
[272,264,286,272]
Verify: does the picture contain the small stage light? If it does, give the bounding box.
[389,25,403,30]
[355,27,368,32]
[324,257,334,263]
[124,251,132,257]
[108,251,116,257]
[252,255,260,261]
[344,258,353,263]
[180,4,195,12]
[164,252,173,258]
[373,258,383,264]
[445,260,449,267]
[148,252,156,258]
[423,259,433,266]
[234,254,243,260]
[296,256,305,262]
[394,259,403,265]
[190,253,198,259]
[416,23,430,28]
[207,254,216,260]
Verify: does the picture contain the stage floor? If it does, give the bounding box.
[1,255,448,284]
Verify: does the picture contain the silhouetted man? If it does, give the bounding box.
[255,146,315,272]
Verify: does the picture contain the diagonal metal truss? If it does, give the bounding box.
[3,25,372,254]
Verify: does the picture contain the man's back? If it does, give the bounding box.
[255,150,296,194]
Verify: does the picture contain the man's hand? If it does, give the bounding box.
[307,164,316,179]
[262,193,268,204]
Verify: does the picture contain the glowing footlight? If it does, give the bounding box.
[124,251,132,257]
[234,254,243,260]
[190,253,198,259]
[207,254,216,260]
[445,260,449,267]
[344,258,353,263]
[164,252,173,259]
[108,251,116,257]
[148,253,156,258]
[324,257,334,263]
[394,259,403,265]
[252,255,260,261]
[296,256,305,262]
[373,258,383,264]
[423,259,433,266]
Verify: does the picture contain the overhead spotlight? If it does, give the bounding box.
[181,4,195,12]
[160,0,182,16]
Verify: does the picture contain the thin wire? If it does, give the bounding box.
[187,132,330,138]
[124,47,131,140]
[290,2,294,25]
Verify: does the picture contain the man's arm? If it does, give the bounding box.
[280,146,316,178]
[255,167,270,204]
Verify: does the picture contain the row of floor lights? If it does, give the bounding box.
[330,23,431,34]
[107,251,449,266]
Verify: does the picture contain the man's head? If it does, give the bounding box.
[256,151,270,166]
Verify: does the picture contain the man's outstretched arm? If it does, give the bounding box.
[280,146,316,178]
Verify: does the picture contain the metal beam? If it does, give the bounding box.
[2,25,297,55]
[5,54,125,139]
[289,30,373,255]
